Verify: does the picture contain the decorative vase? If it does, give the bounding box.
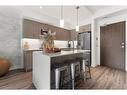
[0,58,11,77]
[40,30,56,53]
[43,46,48,53]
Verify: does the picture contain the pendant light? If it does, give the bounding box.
[76,6,79,31]
[60,6,64,28]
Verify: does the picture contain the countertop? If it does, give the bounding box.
[33,50,91,57]
[23,48,75,52]
[23,49,42,52]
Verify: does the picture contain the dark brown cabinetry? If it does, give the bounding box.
[23,19,34,38]
[70,29,78,41]
[55,28,70,41]
[23,19,41,39]
[70,24,91,41]
[23,51,33,72]
[33,21,40,39]
[79,24,91,32]
[23,19,71,40]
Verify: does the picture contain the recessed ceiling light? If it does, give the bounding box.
[40,6,42,9]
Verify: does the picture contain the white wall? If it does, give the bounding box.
[94,6,127,19]
[0,7,23,70]
[80,17,92,26]
[91,18,96,67]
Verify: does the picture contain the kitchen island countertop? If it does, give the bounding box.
[34,49,90,57]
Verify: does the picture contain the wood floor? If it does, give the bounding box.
[0,70,33,89]
[78,66,127,89]
[0,66,127,89]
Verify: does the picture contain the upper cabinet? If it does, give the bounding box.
[79,24,91,32]
[70,29,78,41]
[54,27,70,41]
[33,21,41,39]
[23,19,71,40]
[23,19,34,38]
[23,19,42,39]
[69,24,91,41]
[63,29,70,41]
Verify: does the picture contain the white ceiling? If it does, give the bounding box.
[14,6,113,29]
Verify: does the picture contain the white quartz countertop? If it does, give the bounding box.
[23,49,42,52]
[33,50,91,57]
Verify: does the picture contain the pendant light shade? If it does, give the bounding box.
[60,6,64,28]
[76,25,79,31]
[76,6,79,31]
[60,19,64,28]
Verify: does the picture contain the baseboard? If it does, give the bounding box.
[10,66,24,71]
[9,68,25,72]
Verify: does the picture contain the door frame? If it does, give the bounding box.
[100,21,126,70]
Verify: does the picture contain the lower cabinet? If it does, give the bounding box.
[24,51,33,72]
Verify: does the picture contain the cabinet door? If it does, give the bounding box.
[38,22,43,37]
[53,27,70,41]
[41,23,49,31]
[79,24,91,32]
[23,19,34,38]
[24,51,33,71]
[70,30,78,41]
[55,28,61,40]
[33,21,40,39]
[63,29,70,41]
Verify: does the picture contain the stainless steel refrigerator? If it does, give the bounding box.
[77,31,91,65]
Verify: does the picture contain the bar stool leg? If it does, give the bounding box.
[85,60,91,80]
[71,64,75,89]
[89,68,91,78]
[55,69,60,89]
[82,60,86,81]
[88,63,91,79]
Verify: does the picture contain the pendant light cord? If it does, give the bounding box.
[76,6,79,26]
[61,6,63,19]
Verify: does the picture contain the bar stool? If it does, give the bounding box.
[70,61,81,89]
[85,59,91,79]
[52,58,82,89]
[63,59,81,89]
[76,57,91,81]
[55,65,71,89]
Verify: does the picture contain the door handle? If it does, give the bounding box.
[121,45,125,48]
[121,42,125,45]
[121,42,125,49]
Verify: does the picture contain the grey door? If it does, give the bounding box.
[100,21,125,70]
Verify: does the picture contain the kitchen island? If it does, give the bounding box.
[33,50,90,89]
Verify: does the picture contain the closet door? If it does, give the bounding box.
[100,21,125,70]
